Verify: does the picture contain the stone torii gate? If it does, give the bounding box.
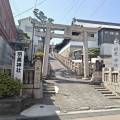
[34,22,100,79]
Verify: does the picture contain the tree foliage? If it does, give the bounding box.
[33,9,54,52]
[89,47,100,55]
[0,73,22,98]
[33,9,54,23]
[35,52,43,62]
[23,32,30,39]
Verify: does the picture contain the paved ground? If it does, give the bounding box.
[2,55,120,120]
[2,108,120,120]
[48,55,120,113]
[74,114,120,120]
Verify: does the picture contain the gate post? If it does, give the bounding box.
[42,28,51,77]
[34,58,43,98]
[83,31,89,79]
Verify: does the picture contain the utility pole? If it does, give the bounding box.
[31,22,35,63]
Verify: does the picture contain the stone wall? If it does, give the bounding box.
[0,96,34,115]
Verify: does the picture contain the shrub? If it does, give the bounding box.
[89,47,100,55]
[23,32,30,39]
[0,72,22,98]
[35,52,43,62]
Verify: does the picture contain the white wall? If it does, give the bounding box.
[88,33,98,48]
[100,43,113,55]
[59,42,70,54]
[59,39,98,55]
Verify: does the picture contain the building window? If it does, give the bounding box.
[105,31,109,34]
[88,33,94,37]
[115,32,119,35]
[90,34,94,37]
[110,32,114,35]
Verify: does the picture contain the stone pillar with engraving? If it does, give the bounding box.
[112,38,120,68]
[34,58,43,99]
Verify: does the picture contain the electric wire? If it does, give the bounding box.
[12,0,23,18]
[66,0,86,24]
[58,0,79,23]
[88,0,106,19]
[14,0,46,18]
[10,0,22,19]
[55,0,75,22]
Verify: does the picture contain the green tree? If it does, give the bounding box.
[33,9,54,23]
[89,47,100,55]
[33,9,54,52]
[23,32,30,39]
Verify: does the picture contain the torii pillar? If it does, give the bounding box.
[83,31,89,79]
[42,28,51,77]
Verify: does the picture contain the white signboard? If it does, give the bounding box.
[14,51,24,82]
[112,39,119,68]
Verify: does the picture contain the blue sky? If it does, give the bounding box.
[10,0,120,44]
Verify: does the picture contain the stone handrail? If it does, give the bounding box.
[53,52,94,76]
[102,67,120,86]
[0,66,35,84]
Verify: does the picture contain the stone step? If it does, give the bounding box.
[43,83,54,86]
[107,96,120,99]
[94,87,105,89]
[90,85,101,87]
[97,89,109,91]
[49,76,56,79]
[43,94,54,97]
[43,85,55,88]
[90,84,120,99]
[43,87,55,91]
[43,91,56,94]
[104,94,116,96]
[90,84,101,87]
[100,91,112,94]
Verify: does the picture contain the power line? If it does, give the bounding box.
[14,0,46,18]
[34,0,38,18]
[12,0,23,18]
[10,0,22,19]
[58,0,79,23]
[66,0,86,24]
[88,0,106,19]
[55,0,76,22]
[35,0,38,7]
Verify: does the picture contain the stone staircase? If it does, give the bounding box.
[90,84,120,99]
[43,80,56,96]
